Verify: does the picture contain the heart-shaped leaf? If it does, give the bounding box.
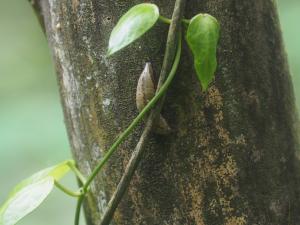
[186,14,220,91]
[108,3,159,55]
[0,160,74,225]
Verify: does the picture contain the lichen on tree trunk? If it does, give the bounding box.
[32,0,300,224]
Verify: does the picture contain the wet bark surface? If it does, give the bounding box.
[32,0,300,224]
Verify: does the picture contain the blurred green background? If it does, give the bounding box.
[0,1,299,225]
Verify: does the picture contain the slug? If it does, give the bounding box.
[136,62,171,135]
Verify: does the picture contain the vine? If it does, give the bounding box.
[0,1,220,225]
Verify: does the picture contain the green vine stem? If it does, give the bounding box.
[73,1,186,224]
[182,18,190,25]
[74,38,182,225]
[54,181,82,197]
[82,40,182,193]
[96,0,186,222]
[159,15,190,25]
[68,161,87,184]
[74,29,183,225]
[99,34,182,225]
[159,15,171,24]
[74,195,84,225]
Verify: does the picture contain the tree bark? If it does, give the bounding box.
[32,0,300,224]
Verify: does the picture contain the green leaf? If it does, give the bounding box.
[108,3,159,55]
[9,160,74,197]
[186,14,220,91]
[0,178,54,225]
[0,160,74,225]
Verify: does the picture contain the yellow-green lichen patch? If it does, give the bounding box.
[194,85,249,224]
[225,215,247,225]
[186,183,205,225]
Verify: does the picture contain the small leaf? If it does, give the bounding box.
[0,160,74,225]
[108,3,159,55]
[186,14,220,91]
[8,160,74,197]
[0,178,54,225]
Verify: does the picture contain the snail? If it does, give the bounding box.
[136,62,171,135]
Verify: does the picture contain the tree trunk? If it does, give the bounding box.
[32,0,300,224]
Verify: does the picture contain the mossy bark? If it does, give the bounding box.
[33,0,300,224]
